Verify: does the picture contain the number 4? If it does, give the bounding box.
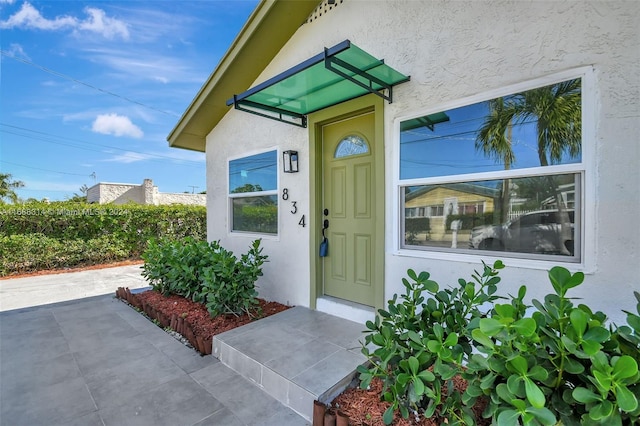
[298,215,306,227]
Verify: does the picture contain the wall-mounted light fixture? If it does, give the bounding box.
[283,150,299,173]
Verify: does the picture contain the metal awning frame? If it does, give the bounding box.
[226,40,410,128]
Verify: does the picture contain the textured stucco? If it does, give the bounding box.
[86,179,205,206]
[204,1,639,322]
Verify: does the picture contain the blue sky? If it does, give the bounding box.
[0,0,258,201]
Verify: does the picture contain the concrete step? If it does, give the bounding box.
[212,306,367,422]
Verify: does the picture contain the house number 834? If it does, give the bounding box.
[282,188,305,227]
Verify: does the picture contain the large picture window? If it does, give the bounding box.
[229,150,278,234]
[399,77,583,261]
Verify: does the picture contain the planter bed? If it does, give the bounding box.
[115,287,290,355]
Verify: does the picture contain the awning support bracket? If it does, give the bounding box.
[323,48,393,103]
[233,96,307,128]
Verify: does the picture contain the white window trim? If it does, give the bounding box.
[391,66,596,273]
[227,147,280,239]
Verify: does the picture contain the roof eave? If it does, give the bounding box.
[167,0,320,152]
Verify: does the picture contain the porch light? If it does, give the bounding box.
[283,150,299,173]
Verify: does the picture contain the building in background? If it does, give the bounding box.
[86,178,205,206]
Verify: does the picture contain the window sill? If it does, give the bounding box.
[392,248,594,274]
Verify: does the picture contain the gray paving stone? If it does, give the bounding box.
[192,407,244,426]
[84,349,185,409]
[0,376,96,426]
[99,375,224,426]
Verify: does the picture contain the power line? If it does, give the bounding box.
[0,123,203,166]
[2,160,93,177]
[0,50,179,118]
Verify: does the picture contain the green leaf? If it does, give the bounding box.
[383,405,394,425]
[498,382,516,402]
[526,406,557,425]
[408,330,422,344]
[615,384,638,412]
[413,377,425,396]
[444,332,458,347]
[472,329,495,349]
[418,369,435,382]
[480,318,504,336]
[513,318,537,336]
[570,309,588,337]
[495,304,516,319]
[524,377,546,408]
[583,326,610,343]
[528,365,549,381]
[508,355,529,376]
[408,356,419,376]
[612,355,638,380]
[497,409,520,426]
[581,339,602,356]
[427,340,442,353]
[589,400,613,421]
[572,387,601,404]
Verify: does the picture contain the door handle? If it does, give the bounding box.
[323,219,329,229]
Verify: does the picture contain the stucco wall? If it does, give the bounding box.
[206,1,639,322]
[87,179,205,206]
[86,183,145,205]
[156,192,206,206]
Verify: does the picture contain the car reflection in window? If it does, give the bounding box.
[469,210,575,256]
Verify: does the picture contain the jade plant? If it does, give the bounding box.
[358,260,506,424]
[359,262,640,425]
[141,237,268,318]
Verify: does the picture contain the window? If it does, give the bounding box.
[229,150,278,234]
[335,134,369,158]
[399,77,583,261]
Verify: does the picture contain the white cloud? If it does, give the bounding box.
[102,152,154,164]
[92,113,143,138]
[0,2,76,30]
[4,43,30,60]
[76,7,129,40]
[0,2,129,40]
[0,0,16,5]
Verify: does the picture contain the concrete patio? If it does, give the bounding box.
[0,266,368,425]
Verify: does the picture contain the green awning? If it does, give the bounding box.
[226,40,410,127]
[400,112,451,132]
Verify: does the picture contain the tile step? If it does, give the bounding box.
[211,307,368,422]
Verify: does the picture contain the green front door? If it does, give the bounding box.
[322,112,377,306]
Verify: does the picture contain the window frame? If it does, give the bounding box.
[392,67,596,271]
[227,148,280,237]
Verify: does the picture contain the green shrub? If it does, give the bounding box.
[359,263,640,425]
[359,260,505,424]
[141,237,268,318]
[445,212,495,230]
[0,202,206,275]
[0,233,129,275]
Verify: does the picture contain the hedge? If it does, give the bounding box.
[0,202,206,276]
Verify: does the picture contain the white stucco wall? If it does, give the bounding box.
[206,0,639,323]
[87,179,205,206]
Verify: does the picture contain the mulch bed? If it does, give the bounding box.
[115,287,290,355]
[321,375,490,426]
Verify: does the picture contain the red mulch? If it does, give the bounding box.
[0,259,144,280]
[133,290,290,338]
[331,376,490,426]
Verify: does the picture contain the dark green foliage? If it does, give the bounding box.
[0,202,205,275]
[359,260,505,425]
[360,263,640,425]
[141,238,267,318]
[0,233,129,275]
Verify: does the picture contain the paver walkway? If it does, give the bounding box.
[0,268,308,426]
